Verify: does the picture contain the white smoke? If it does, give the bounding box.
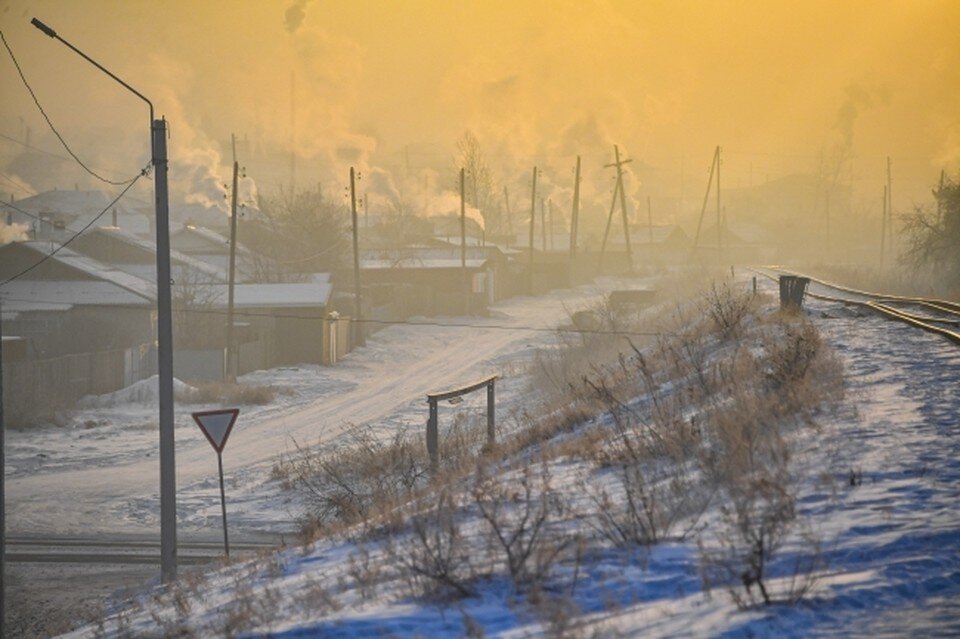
[0,221,28,244]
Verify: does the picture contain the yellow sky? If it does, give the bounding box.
[1,0,958,214]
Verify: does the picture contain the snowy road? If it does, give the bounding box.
[7,281,637,537]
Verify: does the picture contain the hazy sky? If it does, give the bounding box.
[1,0,958,219]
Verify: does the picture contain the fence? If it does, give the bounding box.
[4,346,154,423]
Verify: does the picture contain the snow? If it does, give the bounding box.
[16,273,960,636]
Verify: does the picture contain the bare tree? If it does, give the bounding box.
[243,185,349,281]
[902,173,960,291]
[454,130,499,232]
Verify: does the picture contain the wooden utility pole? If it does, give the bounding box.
[528,166,537,294]
[460,168,469,314]
[224,134,239,382]
[570,155,581,258]
[605,145,634,268]
[598,176,622,272]
[880,184,888,269]
[548,199,555,251]
[693,146,719,249]
[350,167,364,346]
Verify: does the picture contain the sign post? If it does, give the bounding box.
[191,408,240,557]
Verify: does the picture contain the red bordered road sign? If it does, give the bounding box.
[191,408,239,454]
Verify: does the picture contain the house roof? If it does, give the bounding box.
[0,280,152,314]
[192,282,333,308]
[361,257,488,270]
[11,241,156,300]
[86,226,226,281]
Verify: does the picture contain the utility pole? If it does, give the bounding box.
[350,167,364,346]
[152,118,177,584]
[570,155,581,258]
[460,168,469,314]
[289,71,296,193]
[598,176,622,272]
[880,184,888,269]
[225,134,239,382]
[528,167,537,294]
[604,145,634,269]
[32,17,179,582]
[693,146,719,250]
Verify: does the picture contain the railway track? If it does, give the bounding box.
[751,267,960,344]
[6,534,280,565]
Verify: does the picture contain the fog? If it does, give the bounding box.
[1,0,958,254]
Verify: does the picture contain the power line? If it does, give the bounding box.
[0,169,147,286]
[0,30,141,187]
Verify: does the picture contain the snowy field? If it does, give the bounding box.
[13,274,960,637]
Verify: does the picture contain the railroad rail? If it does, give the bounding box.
[751,267,960,344]
[6,534,279,565]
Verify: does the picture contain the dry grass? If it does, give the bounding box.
[188,380,279,405]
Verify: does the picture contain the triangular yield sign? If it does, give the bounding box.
[192,408,240,453]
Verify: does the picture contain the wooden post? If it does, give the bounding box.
[692,147,719,250]
[350,168,364,346]
[647,195,653,244]
[503,185,514,241]
[224,139,239,382]
[570,155,581,258]
[614,145,633,268]
[486,379,495,446]
[880,184,888,269]
[427,398,439,472]
[598,177,620,273]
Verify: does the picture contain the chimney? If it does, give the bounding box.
[112,207,118,227]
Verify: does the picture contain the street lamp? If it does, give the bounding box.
[31,17,178,583]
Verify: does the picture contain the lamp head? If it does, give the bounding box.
[31,18,57,38]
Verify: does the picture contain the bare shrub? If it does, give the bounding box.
[189,380,277,405]
[697,467,825,608]
[391,489,477,600]
[472,463,573,591]
[274,429,428,528]
[701,281,753,339]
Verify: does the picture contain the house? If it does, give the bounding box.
[345,245,507,318]
[69,225,225,283]
[170,223,268,283]
[0,241,157,420]
[1,188,153,238]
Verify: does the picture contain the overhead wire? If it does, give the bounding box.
[0,30,142,187]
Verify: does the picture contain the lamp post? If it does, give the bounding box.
[31,17,178,583]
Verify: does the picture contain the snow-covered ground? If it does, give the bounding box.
[18,274,960,637]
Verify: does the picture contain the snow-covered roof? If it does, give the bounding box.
[87,226,226,281]
[361,258,488,270]
[14,241,156,300]
[192,282,332,308]
[0,280,151,313]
